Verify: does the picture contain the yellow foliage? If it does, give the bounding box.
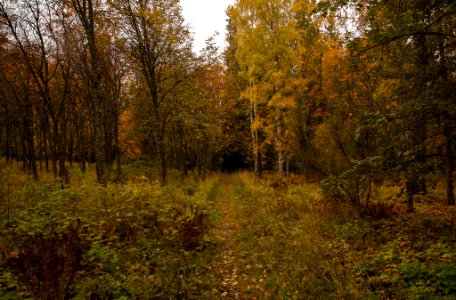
[251,117,263,131]
[312,123,337,156]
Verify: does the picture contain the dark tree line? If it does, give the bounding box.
[0,0,126,186]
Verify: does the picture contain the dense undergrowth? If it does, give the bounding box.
[0,164,221,299]
[0,163,455,299]
[217,173,455,299]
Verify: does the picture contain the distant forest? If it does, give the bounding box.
[1,0,455,211]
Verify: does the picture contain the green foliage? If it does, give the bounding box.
[1,167,454,299]
[224,172,366,299]
[0,166,220,298]
[334,208,456,299]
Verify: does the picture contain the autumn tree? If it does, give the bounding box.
[222,19,251,172]
[318,0,456,210]
[352,0,456,210]
[68,0,111,186]
[228,0,304,177]
[110,0,193,185]
[0,0,76,184]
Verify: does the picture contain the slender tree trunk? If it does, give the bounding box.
[38,127,42,173]
[68,128,74,167]
[51,129,58,178]
[114,118,122,182]
[177,123,188,180]
[44,137,49,173]
[354,177,361,208]
[251,100,260,177]
[24,97,38,180]
[28,128,38,181]
[406,174,417,213]
[439,31,454,206]
[445,125,455,205]
[94,102,107,186]
[70,0,108,186]
[0,125,2,157]
[366,176,372,208]
[59,117,70,186]
[20,130,26,171]
[13,134,18,163]
[152,105,167,185]
[277,124,284,177]
[158,139,167,186]
[116,145,122,181]
[41,118,49,172]
[79,126,87,173]
[6,120,11,164]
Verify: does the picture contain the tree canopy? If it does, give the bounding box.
[0,0,454,210]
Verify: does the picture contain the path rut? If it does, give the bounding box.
[217,176,240,299]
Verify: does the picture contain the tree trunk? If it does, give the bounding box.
[13,135,18,163]
[24,97,38,180]
[94,103,107,186]
[445,125,455,205]
[177,124,188,180]
[366,176,372,208]
[6,120,11,164]
[439,30,454,206]
[68,129,74,167]
[277,124,284,177]
[251,100,261,177]
[70,0,108,186]
[157,138,167,186]
[20,130,26,171]
[354,177,361,208]
[406,175,417,213]
[41,119,49,173]
[54,121,69,186]
[0,125,2,158]
[51,132,58,179]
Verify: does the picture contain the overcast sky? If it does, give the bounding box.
[180,0,235,53]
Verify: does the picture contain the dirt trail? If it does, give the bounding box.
[217,176,241,299]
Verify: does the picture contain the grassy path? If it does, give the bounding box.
[216,175,241,298]
[209,174,456,300]
[209,173,356,299]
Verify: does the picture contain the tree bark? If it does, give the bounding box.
[445,125,455,205]
[70,0,108,186]
[277,124,284,177]
[24,96,38,180]
[406,174,417,213]
[6,116,11,164]
[251,100,261,177]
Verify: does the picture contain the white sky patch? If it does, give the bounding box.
[180,0,234,53]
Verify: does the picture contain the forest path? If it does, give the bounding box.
[214,175,241,299]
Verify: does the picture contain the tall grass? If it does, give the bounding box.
[227,172,370,299]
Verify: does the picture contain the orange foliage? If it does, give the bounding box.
[119,109,141,160]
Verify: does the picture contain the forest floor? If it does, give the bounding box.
[0,164,455,299]
[214,175,241,298]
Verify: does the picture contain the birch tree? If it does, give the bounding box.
[228,0,300,176]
